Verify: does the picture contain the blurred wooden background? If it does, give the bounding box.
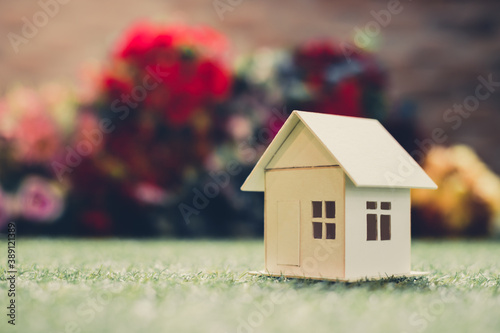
[1,0,499,172]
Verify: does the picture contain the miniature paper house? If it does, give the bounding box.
[241,111,437,281]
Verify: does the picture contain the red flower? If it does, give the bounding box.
[101,74,134,101]
[81,210,113,234]
[198,60,231,98]
[286,40,385,118]
[113,22,156,62]
[294,40,341,78]
[104,22,232,126]
[329,79,363,117]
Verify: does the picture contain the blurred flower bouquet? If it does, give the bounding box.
[232,41,387,128]
[0,30,391,237]
[213,41,389,232]
[412,145,500,237]
[275,41,386,119]
[0,85,74,232]
[4,21,495,239]
[66,22,233,235]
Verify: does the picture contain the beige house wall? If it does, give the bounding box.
[265,167,345,280]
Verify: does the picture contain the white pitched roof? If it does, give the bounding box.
[241,110,437,191]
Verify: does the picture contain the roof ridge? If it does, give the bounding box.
[241,111,437,192]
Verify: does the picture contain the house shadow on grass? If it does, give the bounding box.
[253,274,432,291]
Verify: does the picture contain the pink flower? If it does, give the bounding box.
[0,86,64,164]
[0,188,10,230]
[18,176,63,223]
[133,182,168,205]
[12,114,61,163]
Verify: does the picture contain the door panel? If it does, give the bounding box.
[277,201,300,266]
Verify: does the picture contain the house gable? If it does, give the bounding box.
[241,111,437,192]
[266,121,339,170]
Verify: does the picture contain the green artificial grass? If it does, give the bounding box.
[0,239,499,333]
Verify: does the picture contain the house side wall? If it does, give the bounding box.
[265,167,345,280]
[266,121,339,170]
[344,177,411,279]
